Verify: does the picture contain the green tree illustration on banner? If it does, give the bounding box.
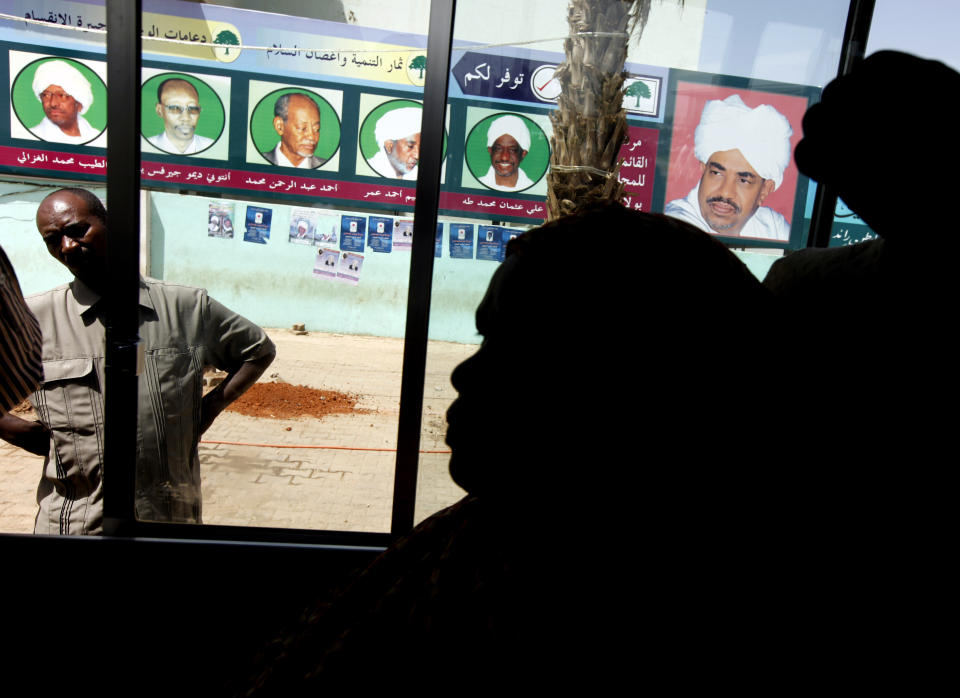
[625,80,651,107]
[214,30,239,55]
[410,55,427,79]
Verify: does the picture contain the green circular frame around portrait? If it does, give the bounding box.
[358,98,446,169]
[250,88,341,167]
[464,113,549,193]
[141,72,225,155]
[11,56,107,144]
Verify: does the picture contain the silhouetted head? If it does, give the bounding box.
[446,203,775,501]
[795,50,960,242]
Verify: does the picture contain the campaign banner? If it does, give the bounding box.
[0,0,821,246]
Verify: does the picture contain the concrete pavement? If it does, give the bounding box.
[0,330,475,535]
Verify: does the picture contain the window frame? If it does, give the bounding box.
[2,0,874,547]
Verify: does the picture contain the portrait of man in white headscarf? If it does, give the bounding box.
[368,106,422,180]
[664,94,794,241]
[30,59,101,145]
[478,115,535,192]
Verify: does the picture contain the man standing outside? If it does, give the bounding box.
[369,107,421,180]
[664,94,793,241]
[31,59,100,144]
[147,78,213,155]
[0,189,276,534]
[261,93,324,169]
[479,115,534,192]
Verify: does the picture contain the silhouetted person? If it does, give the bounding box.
[762,52,953,687]
[765,51,957,444]
[240,204,791,694]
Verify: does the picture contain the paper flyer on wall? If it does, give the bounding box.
[313,247,339,280]
[289,206,319,244]
[337,251,364,285]
[340,215,366,252]
[476,225,501,261]
[435,222,443,258]
[449,222,475,259]
[500,227,523,260]
[207,202,235,239]
[243,205,272,244]
[313,214,339,246]
[392,218,413,251]
[367,215,393,253]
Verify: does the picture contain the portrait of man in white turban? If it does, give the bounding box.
[368,106,422,180]
[30,59,101,144]
[479,115,534,192]
[664,94,793,241]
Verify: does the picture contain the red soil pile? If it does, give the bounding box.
[225,382,365,420]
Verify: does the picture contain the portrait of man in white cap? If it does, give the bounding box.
[479,115,533,192]
[664,94,793,241]
[369,106,422,180]
[30,59,100,144]
[147,78,214,155]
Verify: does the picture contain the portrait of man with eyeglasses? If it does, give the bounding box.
[30,59,101,145]
[147,78,214,155]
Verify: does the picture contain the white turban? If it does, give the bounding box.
[694,94,792,190]
[374,107,422,148]
[32,60,94,115]
[486,115,531,151]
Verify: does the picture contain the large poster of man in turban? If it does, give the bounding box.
[662,83,809,243]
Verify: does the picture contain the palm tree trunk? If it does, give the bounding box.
[546,0,651,220]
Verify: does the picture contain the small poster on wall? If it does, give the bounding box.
[476,225,502,261]
[435,222,443,258]
[243,205,272,244]
[313,214,340,246]
[340,215,366,252]
[500,227,523,260]
[337,251,364,285]
[313,247,339,280]
[392,218,413,251]
[367,215,393,253]
[207,202,235,239]
[449,222,475,259]
[289,207,319,244]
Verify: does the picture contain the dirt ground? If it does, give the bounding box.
[0,330,476,535]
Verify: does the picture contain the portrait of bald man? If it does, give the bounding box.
[664,94,793,241]
[147,78,214,155]
[479,115,534,192]
[261,92,325,169]
[368,106,422,180]
[30,59,101,144]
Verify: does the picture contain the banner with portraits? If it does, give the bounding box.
[0,0,823,247]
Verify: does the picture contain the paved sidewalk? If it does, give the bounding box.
[0,330,475,535]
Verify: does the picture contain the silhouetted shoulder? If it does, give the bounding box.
[763,238,886,303]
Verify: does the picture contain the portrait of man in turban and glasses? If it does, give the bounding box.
[665,94,794,242]
[30,59,101,144]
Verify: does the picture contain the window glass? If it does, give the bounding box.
[414,0,851,524]
[867,0,960,70]
[0,0,430,535]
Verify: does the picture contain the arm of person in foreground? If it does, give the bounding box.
[198,350,276,435]
[0,412,50,456]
